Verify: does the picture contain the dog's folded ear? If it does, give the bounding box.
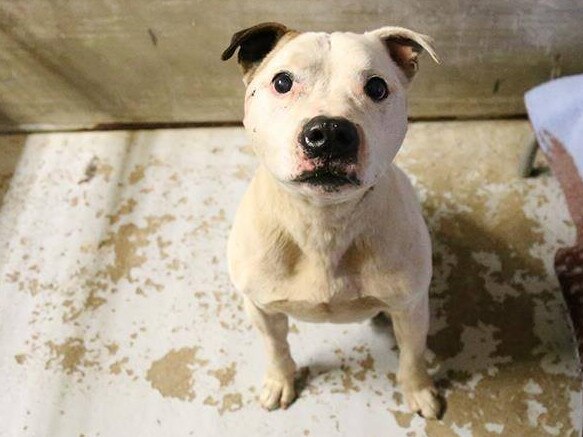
[221,22,292,84]
[367,27,439,82]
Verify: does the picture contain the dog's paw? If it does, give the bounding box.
[260,376,296,411]
[404,386,442,419]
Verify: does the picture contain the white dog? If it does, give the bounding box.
[222,22,441,418]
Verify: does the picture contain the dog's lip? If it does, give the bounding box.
[292,169,360,187]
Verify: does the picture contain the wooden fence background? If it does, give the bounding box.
[0,0,582,132]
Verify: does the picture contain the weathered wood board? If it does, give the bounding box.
[0,1,582,132]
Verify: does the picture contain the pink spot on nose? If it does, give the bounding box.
[296,158,317,173]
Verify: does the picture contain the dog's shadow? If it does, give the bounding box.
[292,312,447,419]
[291,206,567,424]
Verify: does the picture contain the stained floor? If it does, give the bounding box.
[0,121,580,436]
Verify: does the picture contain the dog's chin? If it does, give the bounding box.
[293,169,359,190]
[279,169,364,204]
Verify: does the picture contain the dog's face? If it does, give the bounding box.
[222,23,438,203]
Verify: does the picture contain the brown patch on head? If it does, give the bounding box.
[221,22,300,85]
[385,38,425,79]
[368,26,439,81]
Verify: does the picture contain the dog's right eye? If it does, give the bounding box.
[272,72,293,94]
[364,76,389,102]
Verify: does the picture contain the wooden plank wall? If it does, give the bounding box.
[0,0,581,132]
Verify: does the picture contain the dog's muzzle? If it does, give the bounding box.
[294,116,360,190]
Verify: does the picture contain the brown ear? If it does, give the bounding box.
[221,22,290,81]
[367,26,439,81]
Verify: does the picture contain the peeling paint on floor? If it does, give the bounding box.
[0,122,580,436]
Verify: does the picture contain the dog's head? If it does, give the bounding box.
[222,23,438,202]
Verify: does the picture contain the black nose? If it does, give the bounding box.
[300,116,359,160]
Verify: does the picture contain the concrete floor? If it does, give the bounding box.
[0,121,580,436]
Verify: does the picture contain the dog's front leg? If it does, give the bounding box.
[390,295,442,419]
[244,297,297,410]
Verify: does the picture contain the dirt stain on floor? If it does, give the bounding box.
[208,362,237,388]
[100,214,175,283]
[45,337,92,376]
[146,347,208,401]
[218,392,243,415]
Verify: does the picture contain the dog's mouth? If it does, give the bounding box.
[292,168,360,190]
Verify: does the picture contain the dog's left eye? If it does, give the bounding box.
[364,77,389,102]
[272,72,293,94]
